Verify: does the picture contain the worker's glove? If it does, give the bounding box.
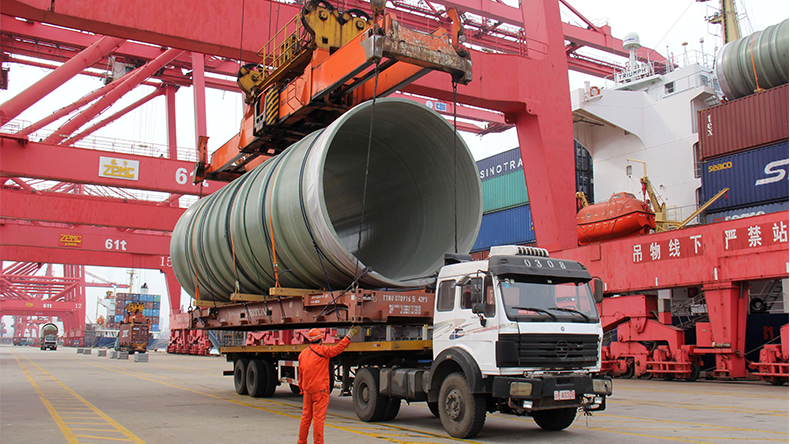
[346,325,362,339]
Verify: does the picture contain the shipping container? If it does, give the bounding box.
[472,204,535,252]
[476,147,523,181]
[481,170,529,213]
[576,170,594,200]
[153,295,161,302]
[153,302,160,309]
[152,324,160,331]
[706,201,789,224]
[701,141,789,211]
[575,140,592,173]
[697,84,788,160]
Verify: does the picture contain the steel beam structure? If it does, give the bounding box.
[0,136,222,195]
[43,48,184,144]
[0,187,185,231]
[0,35,125,124]
[63,87,165,145]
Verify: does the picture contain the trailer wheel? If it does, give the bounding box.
[684,362,700,382]
[532,407,577,431]
[621,362,634,379]
[661,372,675,381]
[770,377,787,386]
[234,358,250,395]
[353,367,388,422]
[427,402,440,418]
[438,372,486,439]
[247,359,277,398]
[381,398,401,421]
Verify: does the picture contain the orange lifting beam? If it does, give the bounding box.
[195,2,472,183]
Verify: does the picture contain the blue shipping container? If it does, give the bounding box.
[472,204,535,252]
[152,324,160,331]
[706,201,789,224]
[701,141,789,211]
[476,147,522,181]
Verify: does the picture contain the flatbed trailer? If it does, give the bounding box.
[189,247,613,439]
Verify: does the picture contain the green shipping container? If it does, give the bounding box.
[482,170,529,214]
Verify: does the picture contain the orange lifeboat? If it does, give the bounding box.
[577,192,656,245]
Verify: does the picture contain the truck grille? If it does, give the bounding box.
[499,334,599,369]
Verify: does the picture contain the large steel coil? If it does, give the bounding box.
[716,19,788,100]
[171,98,482,301]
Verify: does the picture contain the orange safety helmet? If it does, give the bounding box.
[307,328,323,343]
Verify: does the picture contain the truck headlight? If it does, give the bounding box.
[592,379,613,395]
[509,382,533,397]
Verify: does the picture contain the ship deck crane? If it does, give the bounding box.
[194,0,473,182]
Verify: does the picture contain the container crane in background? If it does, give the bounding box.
[0,0,786,384]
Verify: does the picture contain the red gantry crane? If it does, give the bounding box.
[0,0,786,383]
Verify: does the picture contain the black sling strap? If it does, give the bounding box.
[308,346,325,358]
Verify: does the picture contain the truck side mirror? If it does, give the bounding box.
[593,278,604,303]
[470,281,483,304]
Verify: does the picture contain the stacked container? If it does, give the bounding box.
[473,148,533,252]
[698,84,789,223]
[108,293,162,331]
[471,142,594,252]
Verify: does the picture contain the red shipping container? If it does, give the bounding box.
[697,83,788,160]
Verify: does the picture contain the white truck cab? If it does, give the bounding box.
[419,246,611,437]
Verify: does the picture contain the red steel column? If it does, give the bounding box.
[43,48,184,144]
[513,0,576,251]
[192,52,208,148]
[703,283,748,378]
[62,87,165,145]
[165,85,178,159]
[163,267,182,316]
[0,36,126,125]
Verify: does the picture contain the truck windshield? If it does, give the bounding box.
[499,276,599,322]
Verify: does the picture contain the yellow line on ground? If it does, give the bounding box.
[71,428,124,432]
[17,352,147,444]
[593,413,789,436]
[12,353,80,444]
[608,398,788,416]
[74,358,480,444]
[579,427,717,444]
[73,435,133,441]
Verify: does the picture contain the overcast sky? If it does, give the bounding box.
[1,0,787,335]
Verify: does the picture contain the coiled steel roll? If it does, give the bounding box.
[171,98,482,301]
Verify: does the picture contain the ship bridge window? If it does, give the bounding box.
[665,82,675,95]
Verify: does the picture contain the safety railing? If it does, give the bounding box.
[257,13,306,75]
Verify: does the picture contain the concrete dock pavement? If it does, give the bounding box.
[1,345,787,443]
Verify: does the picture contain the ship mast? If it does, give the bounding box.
[704,0,742,44]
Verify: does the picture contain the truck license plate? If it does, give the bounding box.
[553,389,575,401]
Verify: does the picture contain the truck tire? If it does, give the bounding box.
[532,407,577,431]
[353,367,388,422]
[247,359,277,398]
[438,372,486,439]
[381,398,401,421]
[290,384,301,395]
[234,358,250,395]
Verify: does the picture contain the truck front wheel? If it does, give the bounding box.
[438,372,486,439]
[532,407,577,431]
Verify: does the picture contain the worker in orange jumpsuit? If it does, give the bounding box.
[297,325,361,444]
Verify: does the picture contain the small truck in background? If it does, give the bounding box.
[40,323,58,351]
[189,246,612,438]
[117,302,150,354]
